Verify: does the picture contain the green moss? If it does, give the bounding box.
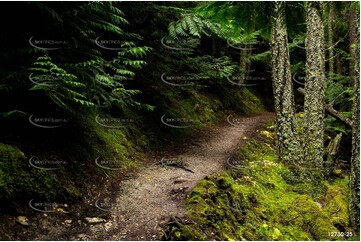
[163,124,353,241]
[69,112,144,174]
[323,180,350,234]
[217,86,266,114]
[237,88,267,114]
[281,225,311,240]
[236,129,276,162]
[0,143,28,199]
[0,143,81,209]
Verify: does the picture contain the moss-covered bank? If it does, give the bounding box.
[0,87,266,215]
[164,122,358,241]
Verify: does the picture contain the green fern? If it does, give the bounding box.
[19,2,154,114]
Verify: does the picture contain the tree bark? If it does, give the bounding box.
[303,2,326,168]
[327,3,334,75]
[270,1,301,163]
[297,87,353,127]
[239,47,252,84]
[350,3,360,234]
[325,133,342,177]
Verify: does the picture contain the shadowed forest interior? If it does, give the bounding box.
[0,1,359,241]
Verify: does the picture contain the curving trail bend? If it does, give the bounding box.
[34,112,274,241]
[98,112,275,241]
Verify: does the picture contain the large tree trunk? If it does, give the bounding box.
[297,87,353,127]
[350,3,360,234]
[270,1,300,163]
[303,2,326,168]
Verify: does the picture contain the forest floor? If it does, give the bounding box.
[103,112,275,241]
[5,112,275,241]
[88,112,274,241]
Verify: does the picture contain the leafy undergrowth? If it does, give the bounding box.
[163,122,358,241]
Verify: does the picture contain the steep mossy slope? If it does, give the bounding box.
[0,87,266,214]
[164,122,357,241]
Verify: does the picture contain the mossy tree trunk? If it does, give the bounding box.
[303,2,326,168]
[349,2,358,83]
[270,1,301,163]
[327,3,334,75]
[350,3,360,233]
[298,87,353,127]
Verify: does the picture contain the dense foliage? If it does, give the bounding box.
[0,1,267,211]
[0,1,358,240]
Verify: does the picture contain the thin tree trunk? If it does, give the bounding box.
[327,3,334,75]
[350,3,360,233]
[239,47,252,84]
[239,48,248,80]
[325,133,342,177]
[270,1,300,163]
[303,2,326,168]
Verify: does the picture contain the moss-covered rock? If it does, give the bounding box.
[0,143,29,200]
[323,181,350,234]
[0,143,81,213]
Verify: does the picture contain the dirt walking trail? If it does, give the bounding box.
[90,112,275,241]
[33,112,274,241]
